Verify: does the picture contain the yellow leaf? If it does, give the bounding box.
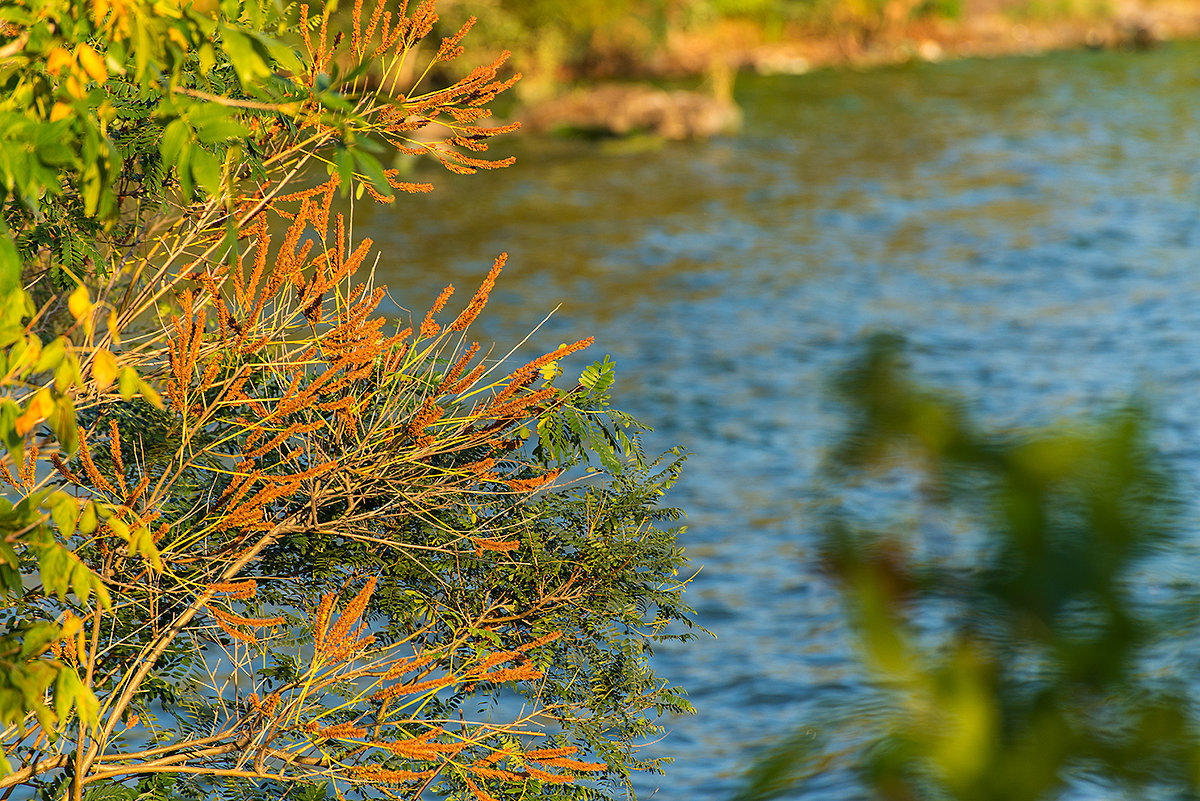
[118,367,137,401]
[15,390,53,436]
[46,48,73,77]
[75,44,107,84]
[67,285,91,321]
[59,612,81,639]
[106,516,130,541]
[49,102,72,122]
[64,75,85,100]
[166,27,190,50]
[136,377,164,410]
[79,502,98,534]
[92,349,117,390]
[74,627,87,664]
[108,310,121,345]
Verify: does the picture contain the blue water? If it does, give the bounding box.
[359,42,1200,799]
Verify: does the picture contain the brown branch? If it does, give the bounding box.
[84,765,324,784]
[0,30,29,61]
[0,755,69,789]
[171,86,297,112]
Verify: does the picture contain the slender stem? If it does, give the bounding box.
[78,518,303,779]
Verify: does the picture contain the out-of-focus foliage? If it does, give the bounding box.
[738,335,1200,801]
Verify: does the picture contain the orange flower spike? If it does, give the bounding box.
[450,253,506,332]
[127,473,150,507]
[534,757,608,772]
[49,454,80,485]
[471,537,519,553]
[522,765,575,784]
[315,176,339,237]
[363,181,394,205]
[473,749,513,768]
[314,6,330,72]
[350,0,364,55]
[322,577,378,656]
[519,338,595,380]
[420,284,454,339]
[349,765,434,784]
[432,284,454,314]
[406,0,437,46]
[445,362,488,396]
[475,647,521,671]
[479,663,543,683]
[484,386,557,422]
[106,419,125,494]
[406,398,445,439]
[435,342,480,394]
[469,766,526,781]
[216,617,257,644]
[373,10,396,58]
[319,720,370,740]
[435,15,475,62]
[385,169,433,194]
[312,592,336,651]
[506,469,563,493]
[210,608,284,628]
[463,777,500,801]
[19,440,37,491]
[361,0,387,57]
[187,307,205,386]
[77,427,119,496]
[299,1,313,61]
[381,653,436,679]
[517,630,563,652]
[329,237,374,287]
[371,672,457,701]
[207,579,258,599]
[243,227,271,314]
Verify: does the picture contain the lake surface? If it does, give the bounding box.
[357,42,1200,799]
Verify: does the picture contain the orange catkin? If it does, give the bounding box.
[450,253,506,332]
[317,722,368,740]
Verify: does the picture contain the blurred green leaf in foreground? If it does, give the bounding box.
[739,334,1200,801]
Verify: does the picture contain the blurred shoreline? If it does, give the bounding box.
[631,0,1200,78]
[450,0,1200,139]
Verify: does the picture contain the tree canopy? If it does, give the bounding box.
[0,1,694,798]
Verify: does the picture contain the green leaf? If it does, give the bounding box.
[221,25,274,86]
[118,367,138,401]
[47,493,78,538]
[49,393,78,455]
[78,502,98,535]
[19,623,61,660]
[335,146,354,194]
[159,118,190,168]
[353,149,391,200]
[54,666,98,729]
[189,106,249,145]
[33,336,65,373]
[190,146,222,196]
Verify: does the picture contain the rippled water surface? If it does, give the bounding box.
[358,42,1200,799]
